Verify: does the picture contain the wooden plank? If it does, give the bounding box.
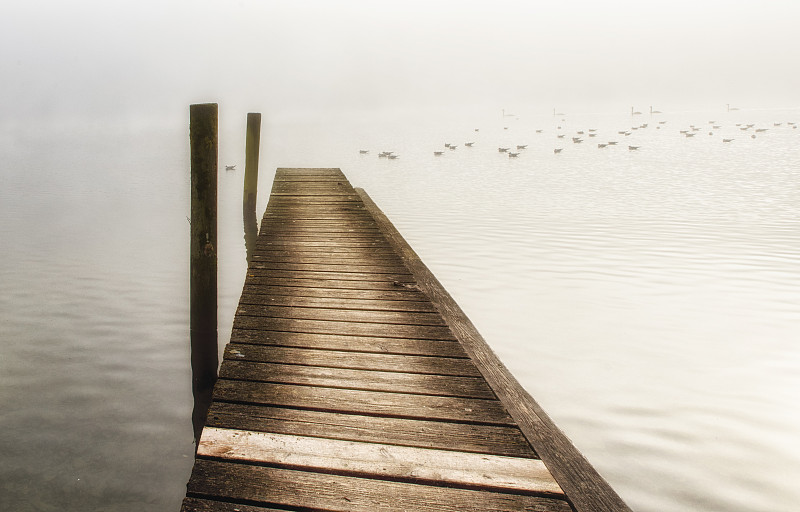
[267,194,363,201]
[233,315,456,340]
[256,240,394,249]
[243,276,422,292]
[197,428,563,497]
[270,178,349,184]
[205,402,533,458]
[219,360,494,398]
[357,187,631,512]
[212,380,514,425]
[229,330,468,358]
[271,186,355,196]
[251,247,399,257]
[186,460,573,512]
[182,497,284,512]
[275,167,345,176]
[206,402,537,457]
[235,304,447,326]
[257,226,384,235]
[239,285,428,301]
[237,294,438,313]
[244,269,413,284]
[248,262,409,274]
[258,231,388,239]
[223,344,476,376]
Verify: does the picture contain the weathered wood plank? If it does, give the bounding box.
[186,460,573,512]
[256,241,394,250]
[239,284,428,301]
[248,262,409,274]
[206,402,537,457]
[212,379,513,425]
[357,187,631,512]
[181,497,285,512]
[261,226,382,236]
[250,249,400,260]
[233,315,456,340]
[245,269,413,283]
[243,276,422,292]
[197,428,563,497]
[223,344,476,376]
[275,167,345,176]
[229,330,468,358]
[237,294,438,313]
[219,360,494,398]
[235,304,447,326]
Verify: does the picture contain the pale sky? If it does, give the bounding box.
[2,0,799,125]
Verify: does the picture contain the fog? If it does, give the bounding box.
[2,0,799,128]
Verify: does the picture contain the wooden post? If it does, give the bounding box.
[243,113,261,264]
[189,103,218,447]
[243,113,261,217]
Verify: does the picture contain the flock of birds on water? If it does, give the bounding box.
[358,106,797,161]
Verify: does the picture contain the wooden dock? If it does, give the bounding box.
[182,168,630,512]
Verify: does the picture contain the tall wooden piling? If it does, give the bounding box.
[243,113,261,217]
[243,113,261,263]
[189,103,218,446]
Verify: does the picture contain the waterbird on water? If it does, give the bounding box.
[628,145,640,150]
[358,150,368,154]
[516,144,527,149]
[554,148,563,154]
[650,106,662,114]
[225,165,236,170]
[632,107,642,115]
[508,152,520,158]
[723,138,734,143]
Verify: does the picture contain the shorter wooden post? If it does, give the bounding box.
[243,113,261,264]
[190,103,218,447]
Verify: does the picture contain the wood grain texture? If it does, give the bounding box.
[206,402,536,458]
[197,428,563,497]
[186,460,573,512]
[212,379,513,425]
[229,329,467,358]
[218,360,494,398]
[235,304,447,326]
[232,315,457,341]
[357,187,630,511]
[223,344,475,375]
[237,293,438,313]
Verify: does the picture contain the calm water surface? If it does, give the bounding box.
[1,106,798,511]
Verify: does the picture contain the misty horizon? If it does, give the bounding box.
[2,0,799,126]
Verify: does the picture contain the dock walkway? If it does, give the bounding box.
[182,168,629,511]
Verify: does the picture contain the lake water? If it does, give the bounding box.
[1,105,798,511]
